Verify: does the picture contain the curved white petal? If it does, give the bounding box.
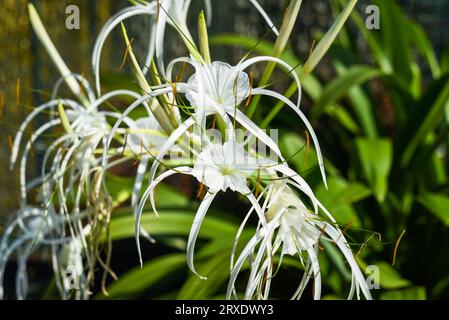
[10,99,80,169]
[19,119,61,205]
[51,73,96,103]
[306,244,322,300]
[135,166,192,266]
[318,221,372,300]
[102,89,173,168]
[252,87,327,187]
[249,0,279,36]
[92,4,157,95]
[232,109,285,163]
[186,191,216,279]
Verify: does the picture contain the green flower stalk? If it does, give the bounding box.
[28,4,89,106]
[247,0,303,119]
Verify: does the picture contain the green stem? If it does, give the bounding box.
[198,10,211,64]
[247,0,303,119]
[121,23,176,134]
[28,3,89,107]
[260,82,297,128]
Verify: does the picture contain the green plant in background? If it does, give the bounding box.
[212,0,449,299]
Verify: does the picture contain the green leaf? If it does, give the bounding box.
[279,132,318,176]
[151,183,191,208]
[376,262,411,290]
[175,234,251,299]
[402,79,449,166]
[355,138,393,202]
[57,101,74,134]
[376,0,413,86]
[210,34,298,67]
[198,10,211,64]
[323,104,360,134]
[408,21,440,79]
[380,286,426,300]
[433,275,449,297]
[322,294,344,300]
[441,43,449,74]
[334,61,378,138]
[418,193,449,226]
[316,177,372,226]
[176,251,230,299]
[341,0,392,73]
[312,66,382,119]
[109,211,237,241]
[304,0,358,76]
[106,176,190,208]
[98,254,186,299]
[106,174,134,207]
[321,240,351,282]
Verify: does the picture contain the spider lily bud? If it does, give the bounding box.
[198,10,211,64]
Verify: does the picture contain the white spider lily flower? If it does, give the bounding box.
[127,116,170,154]
[155,0,198,71]
[191,140,262,194]
[103,54,323,241]
[9,74,171,254]
[10,73,157,205]
[163,56,327,185]
[134,139,274,277]
[92,0,211,93]
[126,115,182,231]
[132,136,323,282]
[156,0,278,74]
[227,185,373,300]
[185,61,251,114]
[0,207,75,300]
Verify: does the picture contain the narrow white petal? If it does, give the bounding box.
[233,109,285,163]
[306,245,322,300]
[186,192,216,279]
[252,87,327,187]
[319,222,372,300]
[92,5,156,95]
[249,0,279,36]
[135,167,192,266]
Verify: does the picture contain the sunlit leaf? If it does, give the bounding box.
[418,193,449,226]
[376,262,411,290]
[316,177,372,226]
[97,254,186,299]
[355,138,392,202]
[312,66,382,118]
[109,211,238,241]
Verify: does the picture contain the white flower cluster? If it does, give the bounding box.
[1,0,371,300]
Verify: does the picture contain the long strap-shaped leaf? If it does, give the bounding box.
[301,0,358,77]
